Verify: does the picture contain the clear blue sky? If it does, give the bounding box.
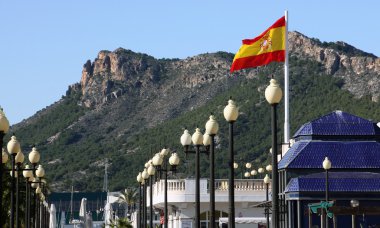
[0,0,378,124]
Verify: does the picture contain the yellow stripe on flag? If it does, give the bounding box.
[233,26,285,61]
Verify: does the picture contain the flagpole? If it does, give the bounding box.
[284,10,290,144]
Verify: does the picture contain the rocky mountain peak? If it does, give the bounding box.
[289,31,380,102]
[79,32,380,108]
[80,48,163,107]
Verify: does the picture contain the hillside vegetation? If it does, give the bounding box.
[10,33,380,192]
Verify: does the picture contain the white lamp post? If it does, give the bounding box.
[264,174,271,228]
[7,135,21,228]
[147,164,155,228]
[0,109,9,227]
[265,79,282,228]
[323,157,332,228]
[224,98,239,228]
[137,172,144,228]
[205,115,219,228]
[142,168,149,228]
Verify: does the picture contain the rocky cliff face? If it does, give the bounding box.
[289,31,380,101]
[80,48,237,109]
[79,32,380,109]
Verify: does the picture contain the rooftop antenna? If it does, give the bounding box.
[103,158,109,193]
[69,186,74,223]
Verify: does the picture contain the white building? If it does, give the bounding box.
[133,178,270,228]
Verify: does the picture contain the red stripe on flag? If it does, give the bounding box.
[230,50,285,73]
[242,16,285,45]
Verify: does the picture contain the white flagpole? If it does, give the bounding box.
[284,10,290,143]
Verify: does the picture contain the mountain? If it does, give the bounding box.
[11,31,380,192]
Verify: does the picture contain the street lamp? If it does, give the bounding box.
[264,174,271,228]
[36,164,46,228]
[224,98,239,228]
[265,78,282,228]
[137,173,143,228]
[0,109,9,227]
[15,150,25,228]
[137,172,144,228]
[180,128,204,228]
[7,135,21,228]
[152,148,180,228]
[142,168,149,228]
[23,165,33,228]
[205,115,219,228]
[147,163,156,228]
[323,157,332,228]
[29,146,41,228]
[350,199,359,228]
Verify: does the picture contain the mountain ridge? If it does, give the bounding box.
[10,31,380,192]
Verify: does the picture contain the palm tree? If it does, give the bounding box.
[117,188,138,217]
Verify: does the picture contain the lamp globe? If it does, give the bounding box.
[169,153,180,166]
[205,115,219,135]
[7,135,21,154]
[203,133,211,146]
[323,157,332,170]
[0,109,9,133]
[191,128,203,145]
[152,153,163,166]
[23,165,33,179]
[265,79,283,105]
[142,169,149,180]
[29,147,40,164]
[264,174,271,184]
[147,164,156,176]
[36,165,45,178]
[223,99,239,122]
[15,151,25,164]
[180,129,192,146]
[160,148,169,156]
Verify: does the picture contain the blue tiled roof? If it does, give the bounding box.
[285,172,380,193]
[293,111,380,138]
[278,140,380,169]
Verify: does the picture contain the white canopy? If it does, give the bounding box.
[49,204,57,228]
[104,202,113,228]
[79,198,87,221]
[219,217,269,225]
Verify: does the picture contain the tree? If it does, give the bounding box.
[117,188,138,217]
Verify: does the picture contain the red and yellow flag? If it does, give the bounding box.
[230,16,286,73]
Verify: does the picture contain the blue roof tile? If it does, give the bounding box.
[293,111,380,138]
[278,140,380,169]
[285,172,380,193]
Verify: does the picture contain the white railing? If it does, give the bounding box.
[147,178,269,206]
[151,178,270,195]
[153,179,186,196]
[215,179,271,191]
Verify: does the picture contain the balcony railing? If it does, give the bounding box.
[147,178,270,206]
[214,179,270,191]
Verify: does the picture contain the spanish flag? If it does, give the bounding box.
[230,16,286,73]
